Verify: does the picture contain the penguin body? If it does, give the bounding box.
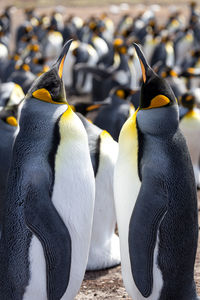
[151,38,175,69]
[7,68,36,94]
[174,29,194,67]
[63,41,98,94]
[114,44,199,300]
[180,108,200,188]
[179,92,200,188]
[0,83,24,213]
[42,29,63,64]
[0,105,19,235]
[0,41,95,300]
[77,114,120,270]
[0,82,24,109]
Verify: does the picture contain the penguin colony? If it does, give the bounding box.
[0,2,199,300]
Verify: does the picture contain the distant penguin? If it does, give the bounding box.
[179,92,200,189]
[0,84,24,228]
[77,114,120,270]
[42,26,63,65]
[76,38,132,101]
[94,86,135,141]
[160,66,187,99]
[151,35,175,69]
[0,40,95,300]
[0,105,20,235]
[174,28,194,67]
[63,40,98,94]
[7,63,36,94]
[114,44,199,300]
[0,82,24,107]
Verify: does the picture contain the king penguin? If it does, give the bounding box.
[0,40,95,300]
[179,92,200,189]
[0,104,20,236]
[76,113,120,270]
[114,43,199,300]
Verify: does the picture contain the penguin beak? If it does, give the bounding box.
[133,43,150,83]
[53,39,73,79]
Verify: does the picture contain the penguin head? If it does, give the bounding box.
[134,43,178,136]
[72,102,103,116]
[180,92,196,110]
[26,39,72,104]
[0,105,19,127]
[112,86,135,101]
[161,66,178,78]
[113,38,127,54]
[0,83,24,108]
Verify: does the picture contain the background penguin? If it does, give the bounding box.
[77,113,120,270]
[7,62,36,94]
[0,40,95,300]
[76,38,132,102]
[0,83,24,233]
[0,104,20,236]
[179,92,200,189]
[150,34,175,70]
[114,43,199,300]
[0,82,24,109]
[93,86,135,141]
[62,40,98,95]
[160,66,187,99]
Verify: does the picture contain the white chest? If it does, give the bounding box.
[114,112,163,299]
[52,110,95,299]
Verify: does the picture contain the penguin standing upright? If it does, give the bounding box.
[0,83,24,232]
[179,92,200,189]
[93,86,135,141]
[114,44,199,300]
[77,114,120,270]
[0,40,95,300]
[0,104,20,236]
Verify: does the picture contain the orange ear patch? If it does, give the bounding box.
[86,104,101,111]
[6,116,18,127]
[32,88,52,102]
[116,89,125,99]
[143,95,170,110]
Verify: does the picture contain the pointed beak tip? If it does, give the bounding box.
[133,43,149,83]
[57,39,73,78]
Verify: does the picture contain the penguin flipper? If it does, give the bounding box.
[128,176,167,297]
[24,171,71,300]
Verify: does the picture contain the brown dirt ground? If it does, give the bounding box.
[0,3,199,299]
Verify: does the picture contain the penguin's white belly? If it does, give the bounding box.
[114,113,163,299]
[180,117,200,185]
[87,132,120,270]
[52,120,95,299]
[114,161,163,299]
[23,235,47,300]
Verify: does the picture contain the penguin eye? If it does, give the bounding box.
[143,94,170,110]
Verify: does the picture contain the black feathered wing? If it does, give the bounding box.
[128,175,167,297]
[24,170,71,300]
